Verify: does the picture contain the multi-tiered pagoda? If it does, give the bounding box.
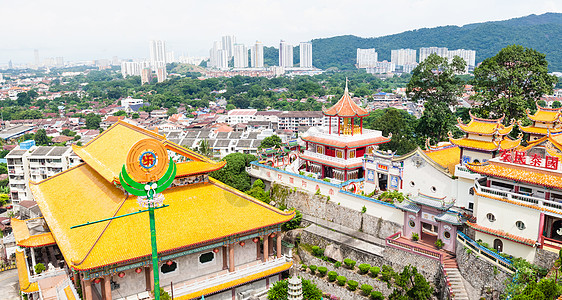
[300,81,391,181]
[449,112,521,165]
[518,103,562,141]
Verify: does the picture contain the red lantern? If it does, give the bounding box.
[253,237,259,243]
[270,233,276,238]
[239,241,245,247]
[118,272,125,278]
[135,267,142,274]
[94,278,101,284]
[213,248,220,253]
[166,260,173,266]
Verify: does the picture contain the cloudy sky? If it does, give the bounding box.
[1,0,561,65]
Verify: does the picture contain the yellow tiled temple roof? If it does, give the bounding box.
[466,162,562,190]
[423,145,460,174]
[15,249,39,293]
[517,122,562,136]
[526,104,562,123]
[73,120,221,183]
[448,135,521,152]
[30,163,294,270]
[175,261,293,300]
[456,112,513,136]
[12,218,56,248]
[64,286,77,300]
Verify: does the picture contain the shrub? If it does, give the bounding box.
[336,276,347,286]
[347,280,358,291]
[282,209,302,231]
[381,265,394,282]
[343,258,356,269]
[301,264,308,271]
[34,263,46,274]
[318,266,328,276]
[412,233,419,241]
[370,290,384,300]
[435,239,444,249]
[312,246,324,257]
[361,284,373,295]
[309,265,317,274]
[358,263,371,274]
[361,206,367,213]
[334,261,342,268]
[327,271,338,282]
[369,266,380,277]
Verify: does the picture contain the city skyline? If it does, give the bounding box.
[1,0,560,65]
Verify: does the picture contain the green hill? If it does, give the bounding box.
[303,13,562,71]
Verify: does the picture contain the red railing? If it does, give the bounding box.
[543,236,562,250]
[385,232,442,261]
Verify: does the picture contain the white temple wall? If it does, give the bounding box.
[474,231,536,262]
[462,149,493,164]
[399,154,455,201]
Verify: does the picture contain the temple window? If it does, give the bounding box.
[408,220,416,228]
[410,181,415,187]
[516,221,526,230]
[486,213,496,222]
[430,186,437,193]
[336,150,343,158]
[199,252,215,264]
[349,150,356,158]
[161,261,177,273]
[443,231,451,239]
[316,146,324,154]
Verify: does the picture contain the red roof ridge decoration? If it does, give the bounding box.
[466,221,535,246]
[322,80,369,118]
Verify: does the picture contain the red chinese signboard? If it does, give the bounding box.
[499,150,559,170]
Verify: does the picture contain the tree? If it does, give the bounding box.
[166,107,178,116]
[0,163,7,174]
[209,153,255,192]
[471,45,558,122]
[196,139,212,157]
[390,265,433,300]
[85,113,101,129]
[132,113,140,119]
[259,135,282,149]
[553,101,562,109]
[0,194,8,206]
[113,110,127,116]
[267,278,322,300]
[407,54,466,142]
[34,129,49,146]
[366,108,418,155]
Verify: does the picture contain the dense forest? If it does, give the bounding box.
[261,13,562,71]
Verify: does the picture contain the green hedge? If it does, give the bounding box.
[327,271,338,282]
[369,266,380,278]
[347,280,358,291]
[361,284,373,295]
[334,261,342,268]
[309,265,317,274]
[343,258,356,269]
[336,275,347,286]
[318,266,328,276]
[358,263,371,274]
[370,290,384,300]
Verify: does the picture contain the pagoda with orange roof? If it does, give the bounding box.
[300,81,391,181]
[518,103,562,141]
[12,120,295,300]
[449,112,521,165]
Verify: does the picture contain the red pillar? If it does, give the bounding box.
[545,191,551,201]
[539,212,545,248]
[329,117,332,134]
[338,117,341,135]
[344,170,347,181]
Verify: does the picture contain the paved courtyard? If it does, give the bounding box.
[0,269,20,300]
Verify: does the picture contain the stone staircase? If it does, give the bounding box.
[442,252,470,300]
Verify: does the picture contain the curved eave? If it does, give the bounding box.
[449,138,500,152]
[300,154,363,170]
[301,135,391,149]
[466,221,535,246]
[498,136,522,151]
[466,163,562,190]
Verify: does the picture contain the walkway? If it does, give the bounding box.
[303,214,386,246]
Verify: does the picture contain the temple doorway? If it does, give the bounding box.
[493,239,503,252]
[421,222,438,245]
[323,165,333,179]
[378,173,388,191]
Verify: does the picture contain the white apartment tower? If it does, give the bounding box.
[279,40,293,68]
[149,40,167,70]
[419,47,448,63]
[251,41,264,68]
[299,42,313,68]
[448,49,476,68]
[221,35,236,58]
[356,48,378,68]
[391,49,417,66]
[233,44,249,68]
[216,49,229,70]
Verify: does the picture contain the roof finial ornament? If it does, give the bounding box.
[345,77,349,93]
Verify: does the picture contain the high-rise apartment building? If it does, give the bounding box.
[299,42,313,68]
[233,44,248,68]
[216,49,229,70]
[279,40,293,68]
[251,41,264,68]
[149,40,167,70]
[157,67,167,83]
[209,41,223,69]
[166,51,175,64]
[356,48,378,68]
[419,47,448,63]
[366,61,396,74]
[121,61,150,77]
[391,49,417,66]
[221,35,236,58]
[141,68,152,84]
[448,49,476,68]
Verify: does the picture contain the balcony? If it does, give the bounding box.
[474,181,562,215]
[455,164,481,180]
[171,256,292,299]
[302,150,363,167]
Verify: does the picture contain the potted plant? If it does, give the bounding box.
[412,233,419,241]
[435,239,444,249]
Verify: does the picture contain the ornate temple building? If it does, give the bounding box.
[449,112,521,165]
[300,82,390,181]
[13,121,295,300]
[517,104,562,141]
[465,130,562,262]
